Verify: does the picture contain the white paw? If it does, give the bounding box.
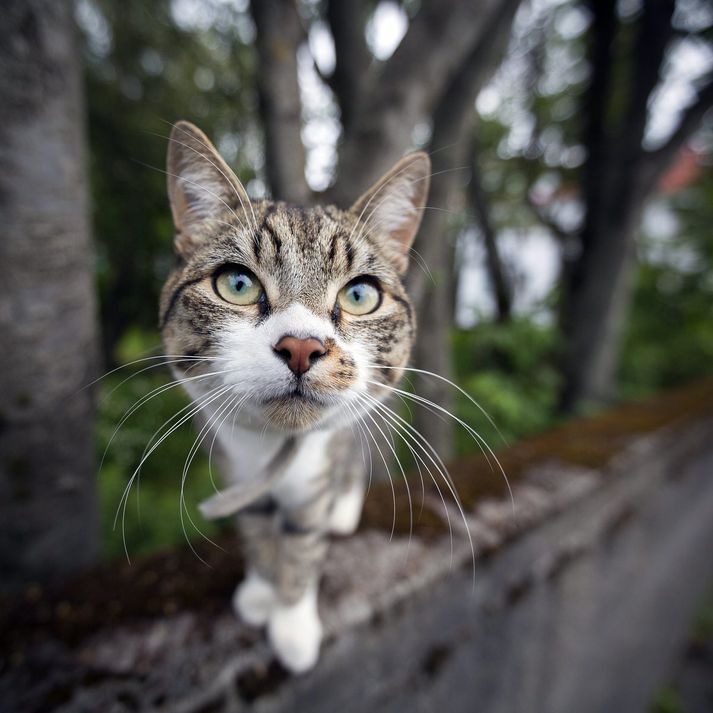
[233,571,277,627]
[268,586,322,674]
[328,485,365,535]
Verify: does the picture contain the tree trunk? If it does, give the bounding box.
[326,0,369,138]
[250,0,311,204]
[467,133,512,323]
[559,202,643,411]
[0,0,99,589]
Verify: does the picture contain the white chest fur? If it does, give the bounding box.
[217,423,334,510]
[271,429,333,509]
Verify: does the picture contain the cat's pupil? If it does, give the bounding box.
[231,275,250,293]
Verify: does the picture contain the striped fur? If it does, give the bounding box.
[160,121,430,673]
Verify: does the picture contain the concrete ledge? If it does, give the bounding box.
[2,381,713,712]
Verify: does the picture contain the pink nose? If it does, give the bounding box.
[273,335,327,376]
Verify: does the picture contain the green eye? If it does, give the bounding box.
[337,278,381,316]
[214,267,263,306]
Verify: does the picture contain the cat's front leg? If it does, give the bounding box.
[268,575,322,674]
[234,500,279,627]
[268,509,330,674]
[328,476,366,535]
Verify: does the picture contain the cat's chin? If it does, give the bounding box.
[261,393,329,433]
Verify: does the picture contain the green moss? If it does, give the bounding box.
[362,377,713,529]
[650,686,685,713]
[690,586,713,646]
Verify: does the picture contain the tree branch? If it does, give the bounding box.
[525,192,575,242]
[619,0,675,155]
[403,0,522,459]
[580,0,617,224]
[250,0,310,204]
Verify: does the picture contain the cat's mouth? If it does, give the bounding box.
[263,385,325,406]
[259,384,333,431]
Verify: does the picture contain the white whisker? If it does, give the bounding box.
[355,396,414,553]
[114,384,234,563]
[348,398,398,540]
[360,392,467,573]
[367,378,515,517]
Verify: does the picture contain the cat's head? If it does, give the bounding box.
[160,121,430,433]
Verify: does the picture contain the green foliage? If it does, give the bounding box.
[650,687,685,713]
[452,319,561,449]
[96,329,226,560]
[619,173,713,400]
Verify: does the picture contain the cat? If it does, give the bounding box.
[160,120,430,673]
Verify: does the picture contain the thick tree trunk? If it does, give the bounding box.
[0,0,99,589]
[250,0,311,204]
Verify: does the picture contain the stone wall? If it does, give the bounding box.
[2,382,713,712]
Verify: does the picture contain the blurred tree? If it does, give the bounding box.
[466,131,513,325]
[472,0,713,413]
[250,0,310,203]
[619,163,713,398]
[0,0,99,587]
[557,0,713,411]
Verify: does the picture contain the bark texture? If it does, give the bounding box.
[0,0,99,588]
[250,0,311,204]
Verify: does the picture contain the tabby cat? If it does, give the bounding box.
[160,121,429,673]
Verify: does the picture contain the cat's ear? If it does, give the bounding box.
[349,152,431,275]
[166,120,251,256]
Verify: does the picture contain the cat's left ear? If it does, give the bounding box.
[350,152,431,275]
[166,120,251,256]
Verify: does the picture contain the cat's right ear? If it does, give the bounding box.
[349,152,431,275]
[166,120,251,257]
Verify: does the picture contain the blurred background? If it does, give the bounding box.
[79,0,713,556]
[1,0,713,703]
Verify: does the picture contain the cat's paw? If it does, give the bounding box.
[233,571,277,627]
[328,485,364,536]
[268,587,322,674]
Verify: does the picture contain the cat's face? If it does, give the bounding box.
[160,121,430,433]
